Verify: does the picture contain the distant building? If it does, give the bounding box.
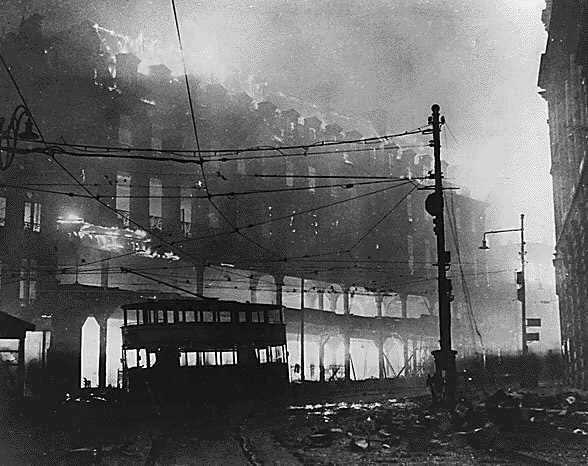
[538,0,588,387]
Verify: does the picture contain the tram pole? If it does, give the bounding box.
[424,104,457,409]
[520,214,528,356]
[300,277,305,382]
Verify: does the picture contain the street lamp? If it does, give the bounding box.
[479,213,527,355]
[0,105,40,171]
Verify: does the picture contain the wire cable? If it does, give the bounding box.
[447,191,485,351]
[16,128,427,156]
[170,0,275,258]
[348,184,418,251]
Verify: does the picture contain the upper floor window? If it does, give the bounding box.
[308,166,317,194]
[208,205,220,229]
[0,197,6,226]
[262,205,273,238]
[119,115,132,147]
[116,173,131,226]
[311,213,319,236]
[180,187,192,237]
[151,125,163,152]
[407,235,414,275]
[149,178,163,230]
[237,159,246,175]
[407,194,413,223]
[19,258,37,305]
[24,202,41,232]
[286,160,294,187]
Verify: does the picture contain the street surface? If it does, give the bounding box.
[1,383,587,464]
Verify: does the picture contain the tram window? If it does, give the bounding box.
[179,351,188,367]
[186,352,197,366]
[148,310,155,323]
[251,311,263,323]
[270,346,284,362]
[185,311,195,322]
[219,311,231,322]
[239,311,247,322]
[138,349,147,368]
[137,310,143,325]
[149,352,157,367]
[220,350,236,365]
[204,351,217,365]
[126,349,137,368]
[267,309,280,323]
[157,310,165,323]
[202,311,214,322]
[256,348,267,363]
[167,311,175,324]
[125,311,136,326]
[177,312,184,323]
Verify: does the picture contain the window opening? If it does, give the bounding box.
[149,178,163,230]
[24,201,41,232]
[116,173,131,226]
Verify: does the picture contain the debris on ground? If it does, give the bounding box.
[275,388,588,464]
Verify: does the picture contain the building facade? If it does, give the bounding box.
[538,0,588,387]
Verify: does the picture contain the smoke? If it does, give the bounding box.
[1,0,552,242]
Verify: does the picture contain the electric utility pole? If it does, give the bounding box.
[424,104,457,409]
[519,213,527,356]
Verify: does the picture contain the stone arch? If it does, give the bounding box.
[202,265,251,302]
[303,279,328,310]
[282,275,304,309]
[349,286,373,316]
[325,283,344,313]
[250,273,276,304]
[349,338,378,380]
[382,335,406,377]
[105,310,124,388]
[80,316,99,388]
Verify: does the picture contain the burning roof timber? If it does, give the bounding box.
[2,15,419,146]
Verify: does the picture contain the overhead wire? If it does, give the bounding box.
[348,184,418,251]
[171,0,276,258]
[447,190,485,351]
[1,177,415,200]
[55,181,415,275]
[18,129,427,157]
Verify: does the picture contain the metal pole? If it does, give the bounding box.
[300,277,305,382]
[428,104,457,409]
[520,214,528,355]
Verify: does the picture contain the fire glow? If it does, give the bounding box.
[58,216,180,261]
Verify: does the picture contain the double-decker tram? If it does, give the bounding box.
[120,299,288,401]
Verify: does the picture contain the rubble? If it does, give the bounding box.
[276,388,588,464]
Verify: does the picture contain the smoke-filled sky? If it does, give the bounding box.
[4,0,552,243]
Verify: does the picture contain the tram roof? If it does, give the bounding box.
[121,298,283,312]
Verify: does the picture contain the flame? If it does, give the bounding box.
[59,218,178,260]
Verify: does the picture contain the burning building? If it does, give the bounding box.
[0,15,495,396]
